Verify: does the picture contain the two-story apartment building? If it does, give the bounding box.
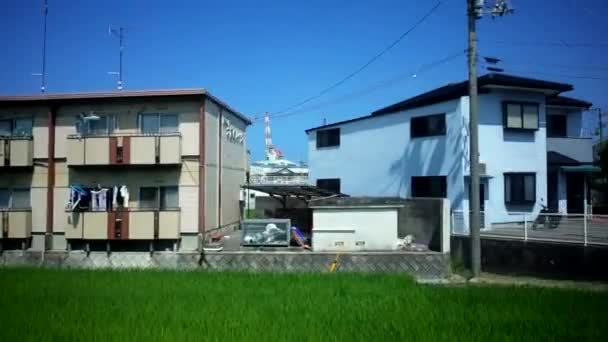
[306,74,594,233]
[0,89,249,251]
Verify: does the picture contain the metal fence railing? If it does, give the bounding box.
[451,210,608,247]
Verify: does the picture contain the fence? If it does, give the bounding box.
[452,210,608,247]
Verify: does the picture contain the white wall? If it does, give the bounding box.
[308,99,465,209]
[312,208,398,251]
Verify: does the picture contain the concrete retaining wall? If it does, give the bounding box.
[0,250,451,279]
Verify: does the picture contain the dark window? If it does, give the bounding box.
[139,186,179,209]
[411,176,447,198]
[139,113,178,134]
[547,114,567,137]
[316,128,340,148]
[503,102,539,130]
[0,118,33,137]
[411,114,446,138]
[504,173,536,205]
[317,178,341,193]
[0,188,30,209]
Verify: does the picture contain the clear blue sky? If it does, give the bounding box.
[2,0,607,161]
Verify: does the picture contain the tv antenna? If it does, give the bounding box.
[32,0,49,93]
[108,25,128,90]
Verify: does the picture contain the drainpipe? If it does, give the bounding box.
[46,105,56,251]
[198,97,206,250]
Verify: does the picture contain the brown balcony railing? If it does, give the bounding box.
[64,208,180,240]
[66,133,181,166]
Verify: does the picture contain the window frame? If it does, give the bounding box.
[0,118,34,138]
[411,176,447,198]
[502,101,540,131]
[504,172,536,205]
[139,186,179,209]
[76,114,115,136]
[316,178,341,193]
[316,128,341,148]
[138,113,179,135]
[0,188,31,209]
[410,113,446,139]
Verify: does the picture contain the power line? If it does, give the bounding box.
[249,50,465,124]
[269,1,446,117]
[480,56,608,72]
[482,40,608,48]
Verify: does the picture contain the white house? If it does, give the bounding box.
[305,74,595,234]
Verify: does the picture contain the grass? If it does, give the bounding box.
[0,268,607,341]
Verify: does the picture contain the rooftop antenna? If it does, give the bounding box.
[32,0,49,92]
[108,25,126,90]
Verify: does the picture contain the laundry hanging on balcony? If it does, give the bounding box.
[67,184,129,211]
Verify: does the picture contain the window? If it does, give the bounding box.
[504,173,536,205]
[139,113,178,134]
[0,188,30,209]
[316,128,340,148]
[76,115,114,136]
[547,114,567,137]
[411,114,446,138]
[0,118,33,137]
[316,179,341,193]
[411,176,447,198]
[139,186,179,209]
[503,102,539,130]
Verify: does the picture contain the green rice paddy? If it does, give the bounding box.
[0,268,606,341]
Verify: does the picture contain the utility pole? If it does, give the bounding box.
[467,0,481,277]
[467,0,513,277]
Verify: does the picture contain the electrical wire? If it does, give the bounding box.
[268,1,446,117]
[248,49,465,124]
[481,40,608,48]
[498,68,608,81]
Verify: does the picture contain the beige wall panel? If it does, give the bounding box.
[180,111,199,156]
[64,212,83,239]
[54,115,77,158]
[66,138,85,165]
[84,137,110,165]
[9,140,33,166]
[160,136,181,164]
[129,211,154,239]
[7,211,32,238]
[205,100,220,167]
[33,114,49,159]
[221,168,244,226]
[179,160,199,186]
[54,162,69,187]
[32,165,49,187]
[83,212,108,239]
[205,165,218,231]
[178,185,198,233]
[159,211,180,239]
[53,187,71,233]
[31,187,47,233]
[0,140,4,167]
[130,136,156,164]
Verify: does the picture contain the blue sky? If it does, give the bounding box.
[1,0,607,161]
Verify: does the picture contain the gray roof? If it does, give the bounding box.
[0,88,251,125]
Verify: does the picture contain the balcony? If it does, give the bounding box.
[0,137,33,167]
[66,134,181,167]
[547,137,594,163]
[0,209,32,239]
[64,209,180,240]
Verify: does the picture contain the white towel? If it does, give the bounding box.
[119,185,130,208]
